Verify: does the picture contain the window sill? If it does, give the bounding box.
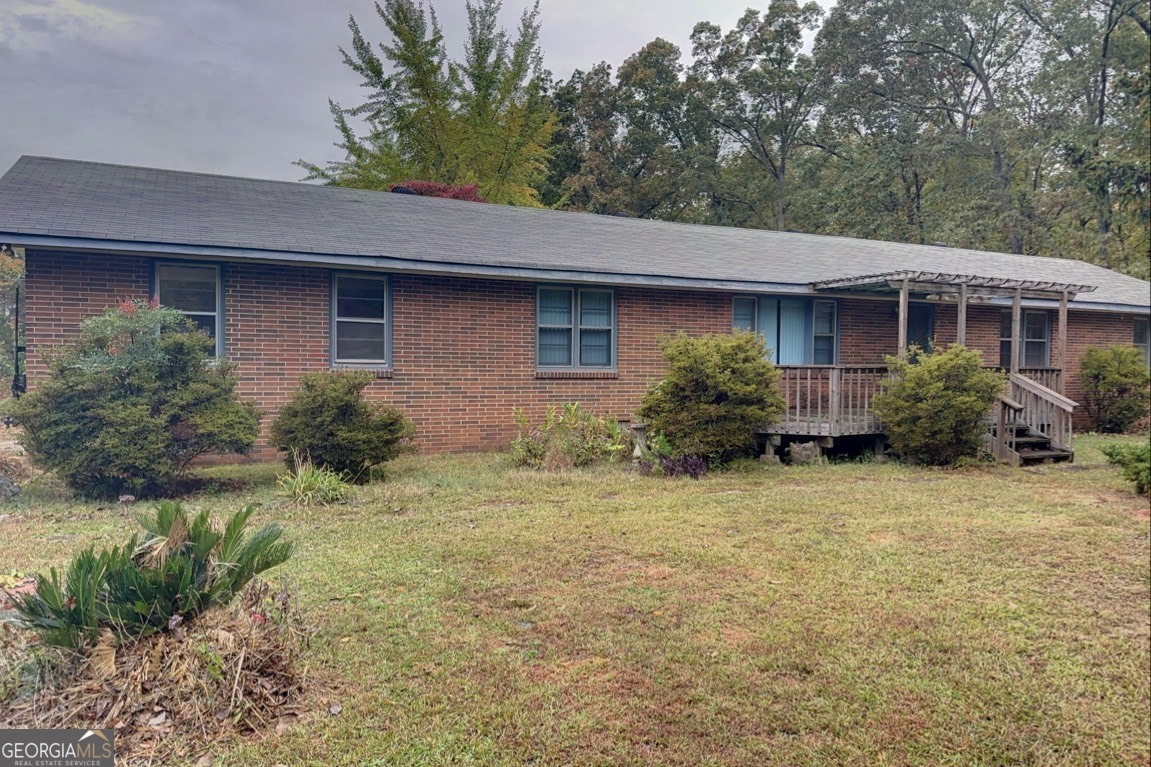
[333,365,393,380]
[535,369,618,380]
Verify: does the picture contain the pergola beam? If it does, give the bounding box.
[881,281,1076,301]
[812,270,1096,300]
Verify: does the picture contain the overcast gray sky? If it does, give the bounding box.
[0,0,825,182]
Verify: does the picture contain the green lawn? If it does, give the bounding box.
[2,435,1149,766]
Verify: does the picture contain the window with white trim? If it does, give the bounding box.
[999,310,1050,368]
[733,296,838,365]
[537,287,615,368]
[155,262,222,355]
[333,274,390,365]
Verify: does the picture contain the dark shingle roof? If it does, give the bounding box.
[1,156,1147,310]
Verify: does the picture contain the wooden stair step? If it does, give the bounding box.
[1018,449,1074,464]
[1011,436,1051,446]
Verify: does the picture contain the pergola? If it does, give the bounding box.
[811,271,1097,385]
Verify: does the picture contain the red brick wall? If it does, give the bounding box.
[24,250,1146,455]
[24,251,729,457]
[838,299,897,364]
[24,251,150,372]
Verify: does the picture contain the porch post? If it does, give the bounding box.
[1057,290,1068,394]
[956,282,968,346]
[897,277,909,359]
[1010,287,1022,374]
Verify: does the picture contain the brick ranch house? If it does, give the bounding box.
[0,156,1148,464]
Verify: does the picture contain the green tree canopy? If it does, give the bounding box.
[297,0,555,206]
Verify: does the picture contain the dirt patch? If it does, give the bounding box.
[0,577,37,610]
[719,625,755,646]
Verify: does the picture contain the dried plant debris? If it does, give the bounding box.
[2,578,316,763]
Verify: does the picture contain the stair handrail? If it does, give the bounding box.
[1009,374,1078,411]
[1007,373,1078,451]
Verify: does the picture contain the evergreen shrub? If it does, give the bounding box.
[270,370,415,480]
[637,331,784,465]
[1101,442,1150,495]
[9,299,258,499]
[1079,346,1150,433]
[872,344,1004,466]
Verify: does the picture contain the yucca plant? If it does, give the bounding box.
[9,502,294,649]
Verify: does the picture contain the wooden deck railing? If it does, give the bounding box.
[767,364,1076,465]
[772,365,889,436]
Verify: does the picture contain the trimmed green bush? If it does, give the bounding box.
[637,331,784,465]
[270,370,415,480]
[10,501,293,649]
[1079,346,1150,433]
[9,299,259,499]
[873,344,1005,466]
[510,403,627,470]
[1101,442,1150,496]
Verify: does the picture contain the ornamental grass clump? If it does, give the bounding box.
[277,450,353,505]
[638,331,784,465]
[8,298,259,499]
[872,344,1005,466]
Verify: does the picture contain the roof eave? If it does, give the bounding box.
[4,232,812,295]
[6,232,1149,314]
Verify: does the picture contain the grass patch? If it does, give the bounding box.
[1,438,1148,765]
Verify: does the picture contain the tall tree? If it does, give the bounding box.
[1018,0,1150,275]
[690,0,824,231]
[547,41,719,220]
[298,0,555,206]
[817,0,1041,254]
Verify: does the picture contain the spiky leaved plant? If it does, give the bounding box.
[9,502,294,649]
